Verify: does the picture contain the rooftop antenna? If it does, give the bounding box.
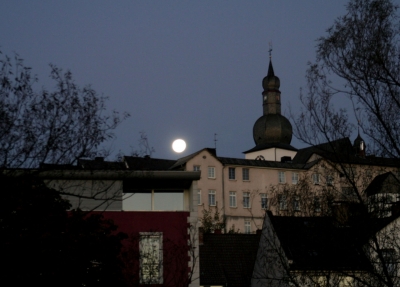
[214,133,217,150]
[268,41,273,59]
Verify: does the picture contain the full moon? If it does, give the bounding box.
[172,139,186,153]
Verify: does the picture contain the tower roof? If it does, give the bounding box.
[253,58,292,146]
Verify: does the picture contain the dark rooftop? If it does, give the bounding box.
[200,233,260,287]
[268,213,371,271]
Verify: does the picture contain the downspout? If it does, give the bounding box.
[222,165,226,233]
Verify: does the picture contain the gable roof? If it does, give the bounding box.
[169,148,217,170]
[268,213,370,271]
[200,233,260,287]
[364,172,400,196]
[292,138,353,164]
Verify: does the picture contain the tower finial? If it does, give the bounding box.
[268,41,273,59]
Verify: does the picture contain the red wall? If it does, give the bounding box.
[102,211,191,287]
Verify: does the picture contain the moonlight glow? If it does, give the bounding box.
[172,139,186,153]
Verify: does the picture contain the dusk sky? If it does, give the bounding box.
[0,1,350,160]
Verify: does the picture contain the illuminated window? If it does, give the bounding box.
[139,232,163,284]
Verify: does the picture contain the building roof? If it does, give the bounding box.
[169,148,217,170]
[243,142,297,154]
[78,158,126,169]
[292,138,353,164]
[364,172,400,196]
[292,137,400,167]
[268,213,371,271]
[123,156,176,170]
[200,233,261,287]
[218,157,306,170]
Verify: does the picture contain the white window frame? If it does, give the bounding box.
[243,192,251,208]
[193,165,200,172]
[208,167,216,179]
[278,171,286,183]
[244,221,251,234]
[197,190,201,205]
[208,190,216,206]
[261,193,267,209]
[139,232,163,284]
[228,167,236,180]
[292,172,299,184]
[229,191,236,207]
[242,168,250,181]
[312,173,320,185]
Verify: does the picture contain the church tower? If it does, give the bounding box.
[244,55,297,161]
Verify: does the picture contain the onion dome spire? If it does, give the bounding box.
[252,51,292,145]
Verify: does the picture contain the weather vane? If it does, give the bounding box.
[268,41,273,59]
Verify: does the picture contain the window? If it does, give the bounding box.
[244,221,251,234]
[278,171,286,183]
[312,173,320,185]
[242,168,250,181]
[278,194,287,210]
[229,191,236,207]
[243,192,250,208]
[229,167,236,180]
[381,249,397,275]
[197,190,201,205]
[292,172,299,184]
[314,197,321,212]
[326,175,333,186]
[193,165,200,172]
[123,190,183,211]
[342,187,355,199]
[208,190,216,206]
[293,196,300,211]
[139,232,163,284]
[261,194,268,209]
[208,167,215,178]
